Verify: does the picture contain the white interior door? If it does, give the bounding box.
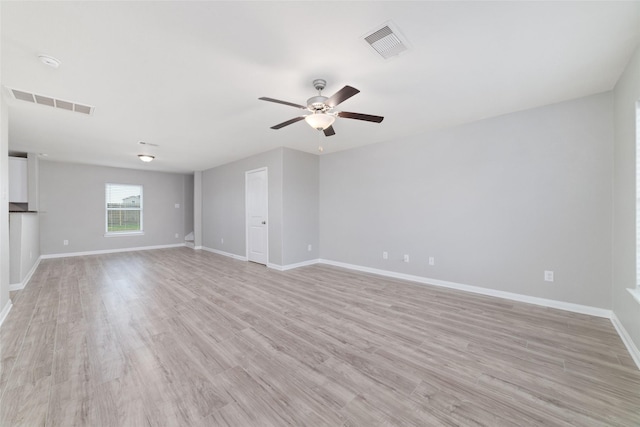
[246,168,268,265]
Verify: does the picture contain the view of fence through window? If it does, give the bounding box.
[637,102,640,289]
[106,183,143,233]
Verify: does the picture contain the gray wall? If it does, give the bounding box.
[39,160,190,255]
[194,171,202,247]
[183,173,194,237]
[202,148,284,264]
[0,87,10,315]
[27,153,39,211]
[320,92,614,309]
[201,147,320,267]
[282,148,319,265]
[613,45,640,351]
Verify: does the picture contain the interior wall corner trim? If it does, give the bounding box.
[0,300,13,329]
[9,256,42,292]
[269,259,320,271]
[201,246,248,262]
[610,311,640,370]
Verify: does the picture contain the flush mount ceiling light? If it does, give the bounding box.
[138,142,157,162]
[38,54,61,69]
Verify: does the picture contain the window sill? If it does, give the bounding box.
[628,288,640,305]
[104,231,144,237]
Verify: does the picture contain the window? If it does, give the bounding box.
[105,183,143,235]
[634,102,640,304]
[637,102,640,288]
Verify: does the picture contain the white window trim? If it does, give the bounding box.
[104,231,145,237]
[105,183,144,236]
[635,100,640,304]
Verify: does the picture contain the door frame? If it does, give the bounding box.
[245,167,269,264]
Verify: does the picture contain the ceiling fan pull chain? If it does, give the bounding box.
[317,129,324,153]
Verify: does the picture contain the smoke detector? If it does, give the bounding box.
[38,54,61,69]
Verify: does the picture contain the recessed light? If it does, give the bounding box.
[138,154,155,162]
[38,54,61,69]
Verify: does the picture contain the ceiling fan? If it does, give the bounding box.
[259,79,384,137]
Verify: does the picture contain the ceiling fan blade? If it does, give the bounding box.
[324,86,360,108]
[338,111,384,123]
[259,97,307,109]
[323,125,336,137]
[270,116,305,129]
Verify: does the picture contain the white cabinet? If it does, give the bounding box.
[9,157,28,203]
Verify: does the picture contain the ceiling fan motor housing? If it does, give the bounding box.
[312,79,327,91]
[307,95,329,111]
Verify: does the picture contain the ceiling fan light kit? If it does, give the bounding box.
[259,79,383,137]
[138,154,155,162]
[305,112,335,130]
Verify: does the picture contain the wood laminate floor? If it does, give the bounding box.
[0,247,639,426]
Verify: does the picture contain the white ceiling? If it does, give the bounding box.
[2,1,639,173]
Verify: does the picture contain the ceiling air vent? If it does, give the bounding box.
[8,88,94,115]
[363,22,409,60]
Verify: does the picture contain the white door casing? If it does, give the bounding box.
[246,167,268,265]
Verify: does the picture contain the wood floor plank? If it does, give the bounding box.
[0,247,638,426]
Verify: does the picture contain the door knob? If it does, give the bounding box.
[261,221,266,224]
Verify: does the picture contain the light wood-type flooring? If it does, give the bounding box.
[1,247,639,426]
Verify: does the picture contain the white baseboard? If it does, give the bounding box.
[0,299,13,328]
[201,246,248,261]
[40,243,186,259]
[317,259,612,319]
[611,312,640,370]
[9,256,42,291]
[268,259,320,271]
[194,245,203,250]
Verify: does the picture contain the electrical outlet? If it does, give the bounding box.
[175,233,179,238]
[383,251,388,260]
[63,240,69,246]
[544,270,554,282]
[404,254,410,263]
[221,238,224,244]
[428,256,435,266]
[308,244,312,252]
[175,203,180,208]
